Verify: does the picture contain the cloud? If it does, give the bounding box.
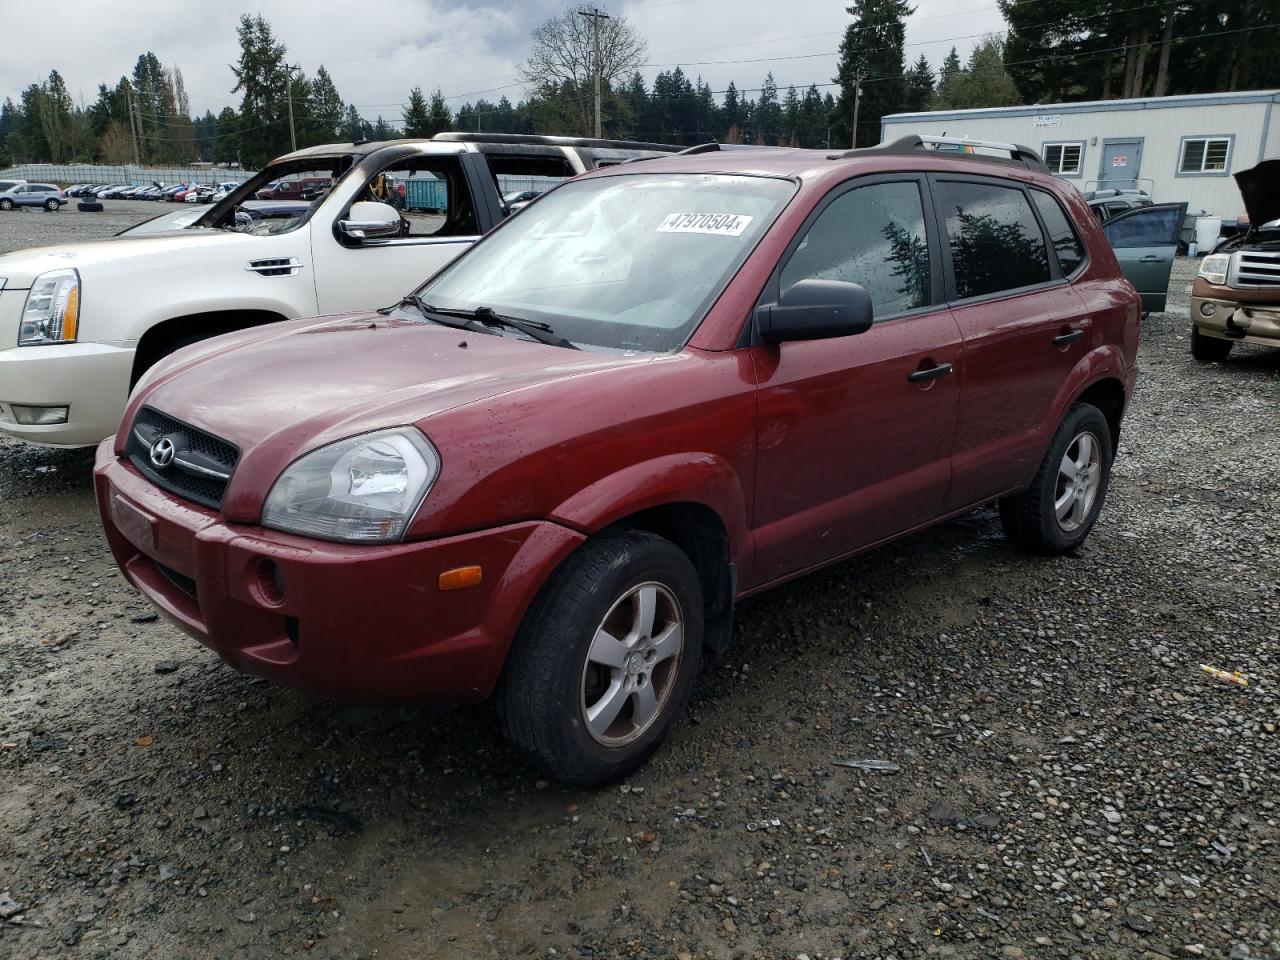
[2,0,1006,121]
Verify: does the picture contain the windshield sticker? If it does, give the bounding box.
[656,213,754,237]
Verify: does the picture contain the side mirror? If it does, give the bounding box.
[338,200,402,241]
[756,278,874,343]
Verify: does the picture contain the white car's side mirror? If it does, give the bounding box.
[338,201,402,241]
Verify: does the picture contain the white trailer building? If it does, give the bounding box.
[881,89,1280,220]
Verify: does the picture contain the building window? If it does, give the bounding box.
[1179,136,1231,174]
[1042,142,1084,177]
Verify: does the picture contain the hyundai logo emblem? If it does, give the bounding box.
[150,436,176,469]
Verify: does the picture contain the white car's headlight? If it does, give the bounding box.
[262,428,440,543]
[1198,253,1230,286]
[18,268,80,345]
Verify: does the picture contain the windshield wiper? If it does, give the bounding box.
[396,299,578,349]
[386,293,474,330]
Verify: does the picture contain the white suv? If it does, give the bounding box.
[0,134,674,445]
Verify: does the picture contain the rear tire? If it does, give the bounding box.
[1191,325,1233,362]
[999,402,1112,555]
[44,198,59,211]
[498,530,704,788]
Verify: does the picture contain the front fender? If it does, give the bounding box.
[549,452,751,568]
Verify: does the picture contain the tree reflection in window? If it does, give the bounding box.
[780,181,932,317]
[937,181,1051,299]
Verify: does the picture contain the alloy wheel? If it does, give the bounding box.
[1055,430,1102,532]
[580,582,684,747]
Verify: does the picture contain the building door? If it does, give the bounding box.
[1099,138,1143,190]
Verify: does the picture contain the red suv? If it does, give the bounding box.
[95,137,1140,787]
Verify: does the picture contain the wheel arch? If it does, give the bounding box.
[129,309,288,389]
[1073,375,1127,454]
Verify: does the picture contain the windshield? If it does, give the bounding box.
[415,173,794,353]
[191,156,354,236]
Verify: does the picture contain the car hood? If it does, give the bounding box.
[133,312,649,503]
[1234,159,1280,229]
[0,228,249,288]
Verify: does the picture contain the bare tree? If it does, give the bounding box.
[520,4,647,135]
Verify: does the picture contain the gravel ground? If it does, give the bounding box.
[1,216,1278,960]
[0,200,181,254]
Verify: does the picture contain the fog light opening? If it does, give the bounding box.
[10,404,69,426]
[1199,302,1217,318]
[285,616,300,647]
[251,557,286,606]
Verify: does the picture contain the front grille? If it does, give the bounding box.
[1231,250,1280,288]
[126,407,240,510]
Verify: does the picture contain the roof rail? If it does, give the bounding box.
[831,134,1047,172]
[431,131,679,153]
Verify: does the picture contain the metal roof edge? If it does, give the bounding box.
[883,90,1280,124]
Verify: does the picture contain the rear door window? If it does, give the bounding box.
[1031,190,1086,276]
[934,179,1051,299]
[779,179,933,318]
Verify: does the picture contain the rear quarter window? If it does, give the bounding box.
[1031,190,1086,276]
[935,179,1051,299]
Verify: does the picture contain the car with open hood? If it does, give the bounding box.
[0,133,677,446]
[95,135,1141,787]
[1190,157,1280,361]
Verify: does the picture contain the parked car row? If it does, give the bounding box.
[0,132,1164,785]
[59,181,243,203]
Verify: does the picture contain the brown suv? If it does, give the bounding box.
[1190,158,1280,360]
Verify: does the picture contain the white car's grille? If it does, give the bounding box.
[1230,249,1280,288]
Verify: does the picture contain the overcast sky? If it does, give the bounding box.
[2,0,1007,120]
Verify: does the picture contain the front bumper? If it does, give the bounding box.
[94,444,585,702]
[1191,296,1280,347]
[0,337,136,446]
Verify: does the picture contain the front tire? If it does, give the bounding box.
[1000,402,1112,555]
[0,199,12,210]
[1191,325,1233,362]
[498,530,704,788]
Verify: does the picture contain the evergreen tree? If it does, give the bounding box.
[961,37,1020,108]
[402,86,430,137]
[782,85,801,145]
[39,69,75,162]
[833,0,913,147]
[230,14,291,167]
[214,106,239,163]
[722,82,741,139]
[426,89,452,137]
[799,84,826,148]
[904,54,935,113]
[755,73,782,145]
[308,66,345,143]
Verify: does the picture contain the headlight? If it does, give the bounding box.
[18,268,80,345]
[262,428,440,543]
[1198,254,1230,285]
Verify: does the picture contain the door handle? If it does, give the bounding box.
[907,362,954,383]
[1139,255,1162,263]
[1054,328,1085,346]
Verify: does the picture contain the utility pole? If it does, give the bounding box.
[125,86,141,166]
[579,7,611,138]
[850,76,863,149]
[285,66,297,152]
